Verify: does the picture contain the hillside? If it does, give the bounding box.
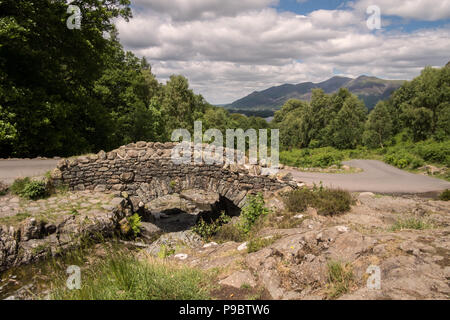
[226,75,404,112]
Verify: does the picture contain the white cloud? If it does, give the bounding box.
[115,2,450,104]
[132,0,279,21]
[353,0,450,21]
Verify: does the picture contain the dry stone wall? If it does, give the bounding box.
[52,142,296,208]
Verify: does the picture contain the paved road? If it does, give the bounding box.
[1,158,449,194]
[286,159,450,194]
[0,159,59,185]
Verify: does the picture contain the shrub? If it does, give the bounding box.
[280,147,345,168]
[10,177,49,200]
[440,189,450,201]
[51,252,211,300]
[326,260,354,299]
[313,188,353,216]
[239,193,269,234]
[21,180,49,200]
[214,222,246,243]
[10,177,31,195]
[127,213,142,237]
[384,151,424,169]
[283,187,316,213]
[416,140,450,164]
[192,212,231,240]
[283,187,353,216]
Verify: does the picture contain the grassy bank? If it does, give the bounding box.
[280,139,450,181]
[50,251,213,300]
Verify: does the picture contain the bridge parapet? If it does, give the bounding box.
[52,142,297,208]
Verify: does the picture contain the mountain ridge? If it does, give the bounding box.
[226,75,405,112]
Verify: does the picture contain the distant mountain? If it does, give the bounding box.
[226,75,405,112]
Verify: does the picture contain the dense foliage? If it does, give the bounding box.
[273,64,449,153]
[0,0,448,170]
[0,0,269,158]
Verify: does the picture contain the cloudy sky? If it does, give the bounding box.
[115,0,450,104]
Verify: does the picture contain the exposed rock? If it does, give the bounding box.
[0,194,134,272]
[144,231,203,256]
[237,242,248,251]
[219,270,257,289]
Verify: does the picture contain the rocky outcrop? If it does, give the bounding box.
[52,142,298,209]
[163,193,450,300]
[0,196,132,272]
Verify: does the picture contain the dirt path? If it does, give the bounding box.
[285,159,450,194]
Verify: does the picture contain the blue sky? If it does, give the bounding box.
[275,0,450,32]
[119,0,450,103]
[276,0,345,14]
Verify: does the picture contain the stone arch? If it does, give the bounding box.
[52,142,297,211]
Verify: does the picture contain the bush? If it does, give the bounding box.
[313,188,353,216]
[214,222,246,243]
[51,252,211,300]
[239,193,270,234]
[192,212,231,240]
[384,151,424,169]
[283,187,353,216]
[280,147,344,168]
[127,213,142,237]
[440,189,450,201]
[10,177,49,200]
[10,177,32,195]
[416,140,450,165]
[283,188,316,213]
[22,180,49,200]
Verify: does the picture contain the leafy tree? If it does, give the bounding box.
[0,0,132,157]
[363,101,394,148]
[391,65,450,141]
[328,94,367,149]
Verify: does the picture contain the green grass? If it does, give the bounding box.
[326,261,354,299]
[0,212,32,225]
[390,218,433,232]
[50,252,212,300]
[280,138,450,181]
[280,147,345,168]
[247,236,279,253]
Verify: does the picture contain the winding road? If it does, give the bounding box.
[0,158,449,194]
[285,159,450,194]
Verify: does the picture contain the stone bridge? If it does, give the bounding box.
[52,142,297,211]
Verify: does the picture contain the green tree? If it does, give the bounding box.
[0,0,132,156]
[363,101,394,148]
[328,94,367,149]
